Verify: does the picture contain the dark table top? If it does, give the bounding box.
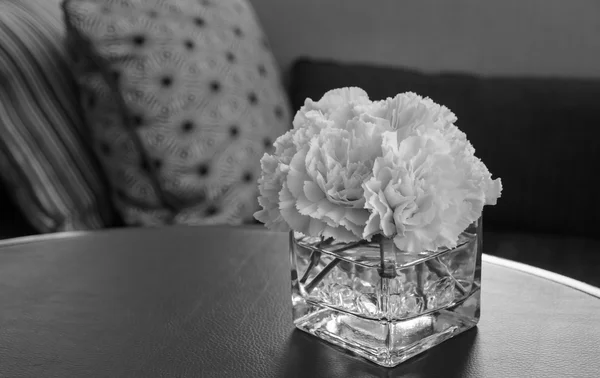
[1,225,599,378]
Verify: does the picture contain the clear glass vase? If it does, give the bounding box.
[290,218,482,367]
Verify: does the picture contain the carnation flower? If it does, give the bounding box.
[300,87,372,127]
[376,92,458,139]
[255,87,375,235]
[254,130,296,232]
[280,115,387,241]
[362,127,502,252]
[254,87,502,253]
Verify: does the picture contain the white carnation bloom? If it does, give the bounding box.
[280,116,386,241]
[255,87,502,253]
[363,127,501,252]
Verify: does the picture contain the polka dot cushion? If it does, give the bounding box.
[62,0,291,226]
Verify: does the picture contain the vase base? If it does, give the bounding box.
[293,289,480,367]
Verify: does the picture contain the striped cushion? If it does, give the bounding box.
[0,0,116,232]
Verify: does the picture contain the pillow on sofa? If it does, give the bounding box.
[0,0,116,233]
[62,0,291,226]
[290,58,600,239]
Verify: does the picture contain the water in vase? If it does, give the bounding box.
[290,219,482,367]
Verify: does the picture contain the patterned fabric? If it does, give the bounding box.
[62,0,291,226]
[0,0,116,233]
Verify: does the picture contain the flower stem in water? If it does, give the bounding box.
[299,250,322,284]
[415,262,428,311]
[304,240,369,294]
[425,258,467,296]
[299,237,326,284]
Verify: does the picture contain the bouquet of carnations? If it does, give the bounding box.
[254,87,502,253]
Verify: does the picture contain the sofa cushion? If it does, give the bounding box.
[0,0,116,233]
[62,0,291,226]
[289,59,600,239]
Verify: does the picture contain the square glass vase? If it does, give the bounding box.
[290,219,482,367]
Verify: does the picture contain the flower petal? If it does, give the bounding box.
[304,181,325,203]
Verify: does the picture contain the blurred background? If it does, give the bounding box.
[252,0,600,82]
[1,0,599,285]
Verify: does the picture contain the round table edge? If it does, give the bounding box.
[483,254,600,299]
[2,228,599,298]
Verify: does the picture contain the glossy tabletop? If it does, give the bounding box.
[1,226,599,377]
